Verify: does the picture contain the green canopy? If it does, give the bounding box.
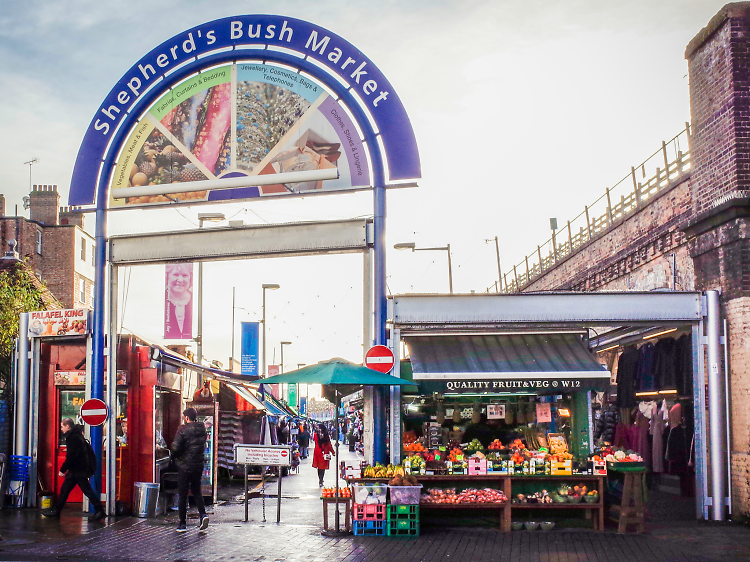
[249,357,411,391]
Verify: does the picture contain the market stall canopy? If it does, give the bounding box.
[150,345,259,383]
[225,383,266,411]
[405,333,610,395]
[250,357,412,400]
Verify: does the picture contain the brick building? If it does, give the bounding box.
[0,185,95,309]
[509,3,750,519]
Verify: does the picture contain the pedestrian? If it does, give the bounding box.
[312,424,335,487]
[42,418,106,520]
[170,407,209,533]
[278,419,290,445]
[297,424,311,459]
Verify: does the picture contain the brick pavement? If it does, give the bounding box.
[1,446,749,561]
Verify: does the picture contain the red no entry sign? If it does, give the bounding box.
[365,345,395,373]
[80,398,108,426]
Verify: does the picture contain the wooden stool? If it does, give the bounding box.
[610,470,645,533]
[322,497,351,532]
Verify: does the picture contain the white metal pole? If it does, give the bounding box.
[262,288,267,377]
[706,290,727,521]
[106,263,119,515]
[14,313,29,457]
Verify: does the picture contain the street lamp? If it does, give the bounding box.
[196,212,225,381]
[394,242,453,293]
[261,283,280,377]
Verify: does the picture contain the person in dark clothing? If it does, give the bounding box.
[297,424,311,459]
[170,407,209,533]
[42,418,106,520]
[462,414,494,448]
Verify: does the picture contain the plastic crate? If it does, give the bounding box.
[353,520,386,536]
[388,485,422,505]
[387,518,420,536]
[353,503,387,521]
[387,504,419,521]
[353,483,388,505]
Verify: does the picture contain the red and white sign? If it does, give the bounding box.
[234,444,291,466]
[80,398,108,426]
[365,345,395,373]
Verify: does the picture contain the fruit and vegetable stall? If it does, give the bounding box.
[337,440,643,533]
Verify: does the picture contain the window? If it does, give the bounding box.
[79,279,86,303]
[81,238,86,261]
[91,245,95,266]
[36,230,42,255]
[59,390,85,445]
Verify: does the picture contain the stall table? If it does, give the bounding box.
[348,474,604,533]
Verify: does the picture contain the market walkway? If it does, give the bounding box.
[0,443,748,561]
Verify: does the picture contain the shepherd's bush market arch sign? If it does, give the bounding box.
[70,15,420,209]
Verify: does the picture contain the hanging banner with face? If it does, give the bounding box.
[164,263,194,339]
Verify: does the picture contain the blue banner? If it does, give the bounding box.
[240,322,260,377]
[299,397,307,416]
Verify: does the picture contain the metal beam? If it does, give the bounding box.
[391,292,702,328]
[108,219,371,265]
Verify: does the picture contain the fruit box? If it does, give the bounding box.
[551,461,573,475]
[592,461,607,475]
[468,458,487,475]
[389,485,423,505]
[353,484,388,505]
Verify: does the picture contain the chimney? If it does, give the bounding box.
[59,206,85,228]
[29,185,60,225]
[0,195,5,217]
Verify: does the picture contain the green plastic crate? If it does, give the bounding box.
[387,504,419,521]
[387,519,419,536]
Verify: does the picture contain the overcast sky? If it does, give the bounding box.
[0,0,726,373]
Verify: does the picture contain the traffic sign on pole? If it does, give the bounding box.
[365,345,395,373]
[80,398,108,426]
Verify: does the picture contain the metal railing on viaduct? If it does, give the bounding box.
[493,124,692,294]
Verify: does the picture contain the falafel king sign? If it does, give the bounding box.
[69,15,420,210]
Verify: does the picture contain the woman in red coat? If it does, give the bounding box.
[312,425,335,487]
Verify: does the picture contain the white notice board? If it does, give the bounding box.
[234,444,292,466]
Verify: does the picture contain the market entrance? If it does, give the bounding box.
[388,291,726,526]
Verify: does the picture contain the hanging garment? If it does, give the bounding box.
[594,404,620,444]
[616,346,639,408]
[654,338,678,390]
[675,334,693,397]
[636,342,656,391]
[634,410,652,469]
[665,403,689,475]
[650,401,667,473]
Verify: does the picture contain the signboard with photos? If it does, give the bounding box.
[28,309,88,338]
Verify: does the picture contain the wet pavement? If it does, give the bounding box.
[0,445,749,561]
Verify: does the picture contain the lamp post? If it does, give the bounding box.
[261,283,280,377]
[394,242,453,293]
[196,212,225,380]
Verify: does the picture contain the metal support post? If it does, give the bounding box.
[244,464,248,522]
[14,313,29,458]
[106,263,119,515]
[91,207,108,504]
[706,290,727,521]
[277,470,282,523]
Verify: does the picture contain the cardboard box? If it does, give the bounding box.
[551,460,572,476]
[592,461,607,475]
[468,458,487,475]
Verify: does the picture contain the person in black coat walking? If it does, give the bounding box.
[297,424,311,459]
[170,407,209,533]
[42,419,105,520]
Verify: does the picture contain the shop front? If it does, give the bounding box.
[381,291,722,528]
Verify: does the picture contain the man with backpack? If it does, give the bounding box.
[42,418,106,520]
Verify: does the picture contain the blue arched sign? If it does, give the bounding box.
[75,17,416,500]
[69,15,420,208]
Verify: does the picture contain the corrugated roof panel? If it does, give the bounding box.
[407,333,608,378]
